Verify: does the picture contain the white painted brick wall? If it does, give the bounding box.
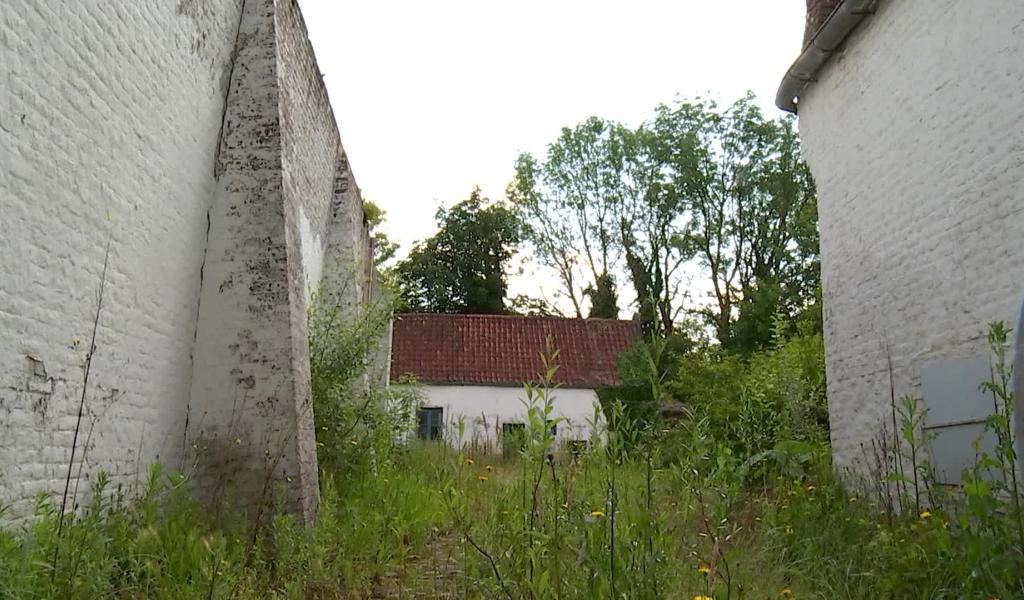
[1,0,378,523]
[797,0,1024,476]
[0,0,242,517]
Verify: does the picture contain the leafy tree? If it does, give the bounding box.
[394,188,521,314]
[508,118,623,319]
[509,119,690,333]
[652,93,819,350]
[363,200,399,267]
[585,273,620,319]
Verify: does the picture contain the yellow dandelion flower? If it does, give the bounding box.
[697,564,711,575]
[919,510,932,519]
[780,588,793,597]
[590,510,606,518]
[693,595,713,600]
[485,465,494,471]
[477,475,488,481]
[464,458,475,465]
[805,485,815,492]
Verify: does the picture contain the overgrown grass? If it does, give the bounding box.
[2,418,1023,598]
[3,277,1022,598]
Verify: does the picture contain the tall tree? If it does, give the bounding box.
[611,124,690,335]
[508,118,623,319]
[509,119,689,331]
[652,93,818,350]
[394,189,521,314]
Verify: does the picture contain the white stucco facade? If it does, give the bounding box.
[419,385,604,451]
[796,0,1024,476]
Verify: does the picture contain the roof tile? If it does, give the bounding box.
[390,314,639,388]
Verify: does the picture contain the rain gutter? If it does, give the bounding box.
[775,0,879,114]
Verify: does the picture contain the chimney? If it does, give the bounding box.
[804,0,841,47]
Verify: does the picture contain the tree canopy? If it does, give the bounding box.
[509,93,819,350]
[394,189,522,315]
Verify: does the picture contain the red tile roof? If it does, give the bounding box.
[804,0,841,47]
[390,314,640,388]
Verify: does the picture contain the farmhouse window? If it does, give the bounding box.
[417,407,444,441]
[502,423,526,457]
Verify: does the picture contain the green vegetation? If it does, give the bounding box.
[4,313,1022,598]
[393,188,523,315]
[508,94,818,347]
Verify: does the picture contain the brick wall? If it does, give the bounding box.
[797,0,1024,476]
[0,0,242,517]
[0,0,377,523]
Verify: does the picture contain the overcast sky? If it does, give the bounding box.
[300,0,805,307]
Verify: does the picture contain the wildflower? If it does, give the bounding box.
[693,595,713,600]
[784,525,794,535]
[697,564,711,575]
[477,475,488,481]
[805,485,816,492]
[590,510,606,518]
[485,465,494,472]
[780,588,793,597]
[464,458,475,465]
[561,502,569,509]
[919,510,932,520]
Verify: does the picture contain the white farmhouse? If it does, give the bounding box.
[390,314,638,452]
[777,0,1024,482]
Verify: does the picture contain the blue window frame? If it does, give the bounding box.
[417,407,444,440]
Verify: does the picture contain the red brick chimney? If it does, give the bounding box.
[804,0,841,47]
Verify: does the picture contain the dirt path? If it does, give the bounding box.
[370,533,465,599]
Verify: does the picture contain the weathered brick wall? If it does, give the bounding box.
[0,0,243,517]
[1,0,377,523]
[798,0,1024,476]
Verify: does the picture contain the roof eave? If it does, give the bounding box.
[775,0,879,114]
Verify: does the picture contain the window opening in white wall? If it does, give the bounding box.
[417,407,444,441]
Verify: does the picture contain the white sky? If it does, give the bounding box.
[300,0,805,310]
